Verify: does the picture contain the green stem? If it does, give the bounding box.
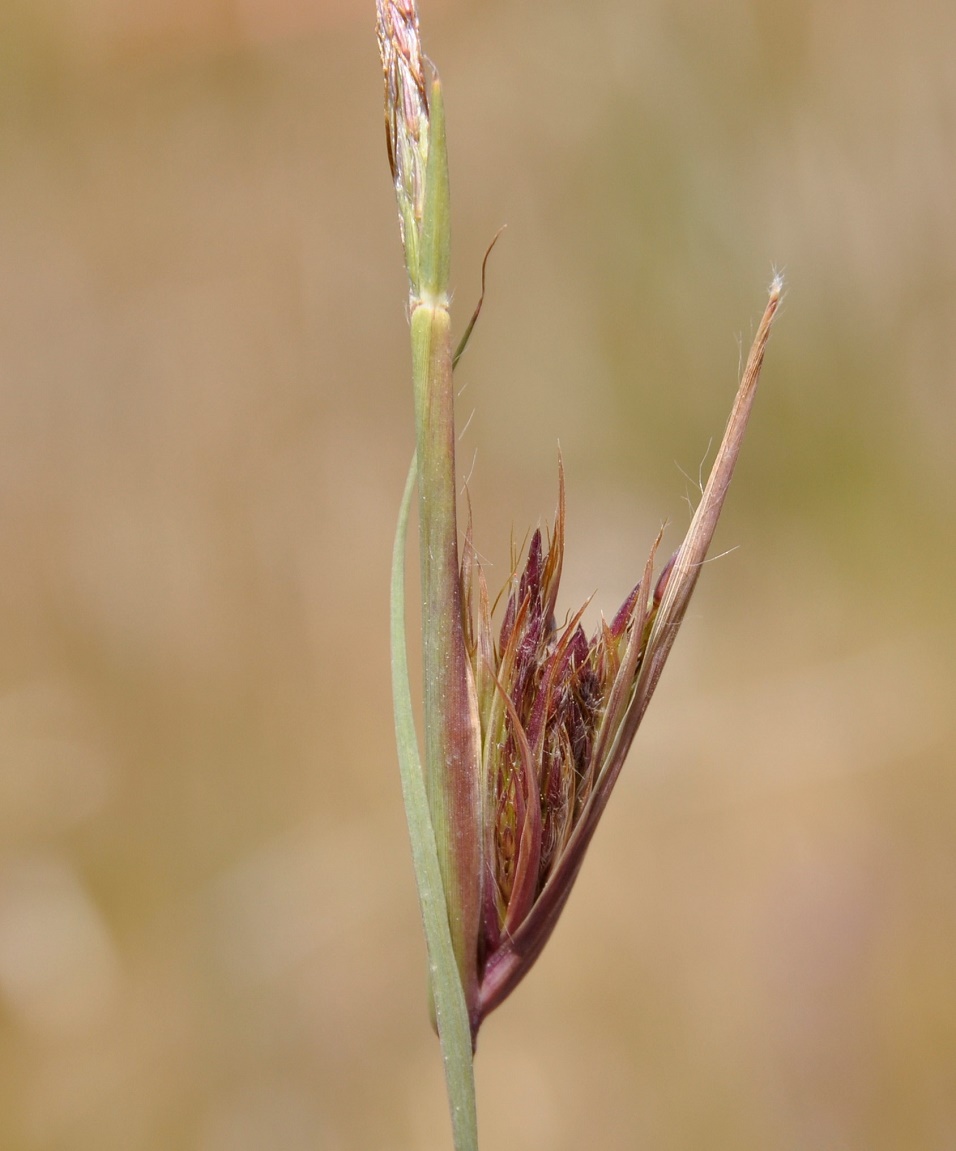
[411,297,481,1019]
[411,77,482,1025]
[391,457,479,1151]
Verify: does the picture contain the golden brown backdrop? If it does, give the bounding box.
[1,0,954,1148]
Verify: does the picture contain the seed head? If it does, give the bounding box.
[466,278,783,1027]
[377,0,430,285]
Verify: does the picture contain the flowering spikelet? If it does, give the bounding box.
[459,464,665,1016]
[377,0,430,290]
[467,282,782,1024]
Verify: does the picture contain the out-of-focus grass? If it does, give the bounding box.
[0,1,953,1149]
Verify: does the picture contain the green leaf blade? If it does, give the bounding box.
[390,455,479,1151]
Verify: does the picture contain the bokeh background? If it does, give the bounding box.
[1,0,954,1148]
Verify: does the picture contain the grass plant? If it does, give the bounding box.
[377,3,781,1145]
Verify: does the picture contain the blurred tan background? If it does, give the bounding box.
[1,0,954,1148]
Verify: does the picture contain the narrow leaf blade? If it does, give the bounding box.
[391,455,478,1150]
